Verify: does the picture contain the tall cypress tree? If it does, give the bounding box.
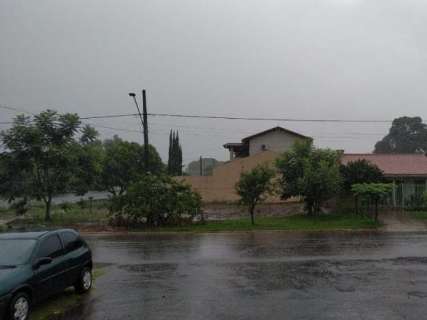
[176,132,183,175]
[167,130,183,176]
[167,130,173,174]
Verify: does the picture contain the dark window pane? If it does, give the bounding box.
[37,235,63,259]
[61,231,82,252]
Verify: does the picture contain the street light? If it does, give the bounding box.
[128,90,149,169]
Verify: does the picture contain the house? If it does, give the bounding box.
[342,153,427,207]
[180,127,311,202]
[181,126,427,207]
[223,126,312,160]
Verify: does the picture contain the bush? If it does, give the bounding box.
[276,141,341,215]
[340,160,384,193]
[110,174,201,227]
[59,202,72,212]
[9,199,29,216]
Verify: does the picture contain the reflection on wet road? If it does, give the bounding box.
[66,232,427,320]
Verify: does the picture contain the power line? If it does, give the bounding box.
[0,104,34,115]
[0,103,398,123]
[80,112,393,123]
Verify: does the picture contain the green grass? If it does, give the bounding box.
[2,202,110,228]
[31,267,106,320]
[143,214,380,233]
[409,211,427,220]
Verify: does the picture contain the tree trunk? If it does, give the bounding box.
[250,205,255,226]
[314,201,321,216]
[355,195,359,215]
[306,200,313,216]
[45,196,52,221]
[374,199,379,222]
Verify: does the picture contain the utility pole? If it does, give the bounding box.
[128,90,149,170]
[142,90,149,169]
[199,156,203,176]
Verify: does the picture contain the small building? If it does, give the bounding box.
[223,126,312,160]
[342,153,427,207]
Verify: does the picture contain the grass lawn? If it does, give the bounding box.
[409,211,427,220]
[1,201,110,228]
[146,214,380,233]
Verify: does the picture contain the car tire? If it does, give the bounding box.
[8,292,31,320]
[74,267,92,294]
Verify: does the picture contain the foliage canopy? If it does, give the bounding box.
[111,174,201,227]
[235,164,275,225]
[340,159,384,193]
[276,141,341,215]
[374,116,427,153]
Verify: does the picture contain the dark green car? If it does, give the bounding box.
[0,229,93,320]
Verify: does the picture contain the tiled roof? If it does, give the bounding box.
[342,153,427,177]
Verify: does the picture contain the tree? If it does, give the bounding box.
[111,174,201,227]
[185,158,223,176]
[276,141,341,215]
[374,116,427,153]
[100,136,164,196]
[235,165,275,225]
[72,126,104,195]
[0,110,82,221]
[340,160,384,193]
[167,130,183,176]
[351,183,393,222]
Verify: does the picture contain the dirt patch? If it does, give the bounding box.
[379,212,427,232]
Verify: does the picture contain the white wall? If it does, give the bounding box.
[248,130,306,156]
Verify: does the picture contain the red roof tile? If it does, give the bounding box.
[341,153,427,177]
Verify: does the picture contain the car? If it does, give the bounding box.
[0,229,93,320]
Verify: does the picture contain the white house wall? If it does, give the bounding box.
[248,130,306,156]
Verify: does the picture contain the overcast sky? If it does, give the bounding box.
[1,0,427,164]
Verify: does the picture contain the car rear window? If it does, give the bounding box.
[61,231,84,253]
[36,235,63,259]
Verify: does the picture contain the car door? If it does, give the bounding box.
[60,231,86,286]
[32,234,68,300]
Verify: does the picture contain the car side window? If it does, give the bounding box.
[36,235,63,259]
[61,232,83,253]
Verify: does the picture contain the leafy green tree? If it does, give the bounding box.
[235,165,275,225]
[374,117,427,153]
[276,141,341,215]
[340,160,384,193]
[167,130,183,176]
[111,174,201,227]
[72,126,104,195]
[0,110,81,221]
[351,183,393,222]
[100,136,164,196]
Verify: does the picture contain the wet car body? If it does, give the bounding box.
[0,229,92,320]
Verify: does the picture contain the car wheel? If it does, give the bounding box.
[74,267,92,294]
[9,292,30,320]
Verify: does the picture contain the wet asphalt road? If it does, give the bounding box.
[65,232,427,320]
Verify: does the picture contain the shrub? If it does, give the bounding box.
[9,199,29,216]
[276,141,341,215]
[111,174,201,227]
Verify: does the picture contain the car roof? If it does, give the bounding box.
[0,229,78,240]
